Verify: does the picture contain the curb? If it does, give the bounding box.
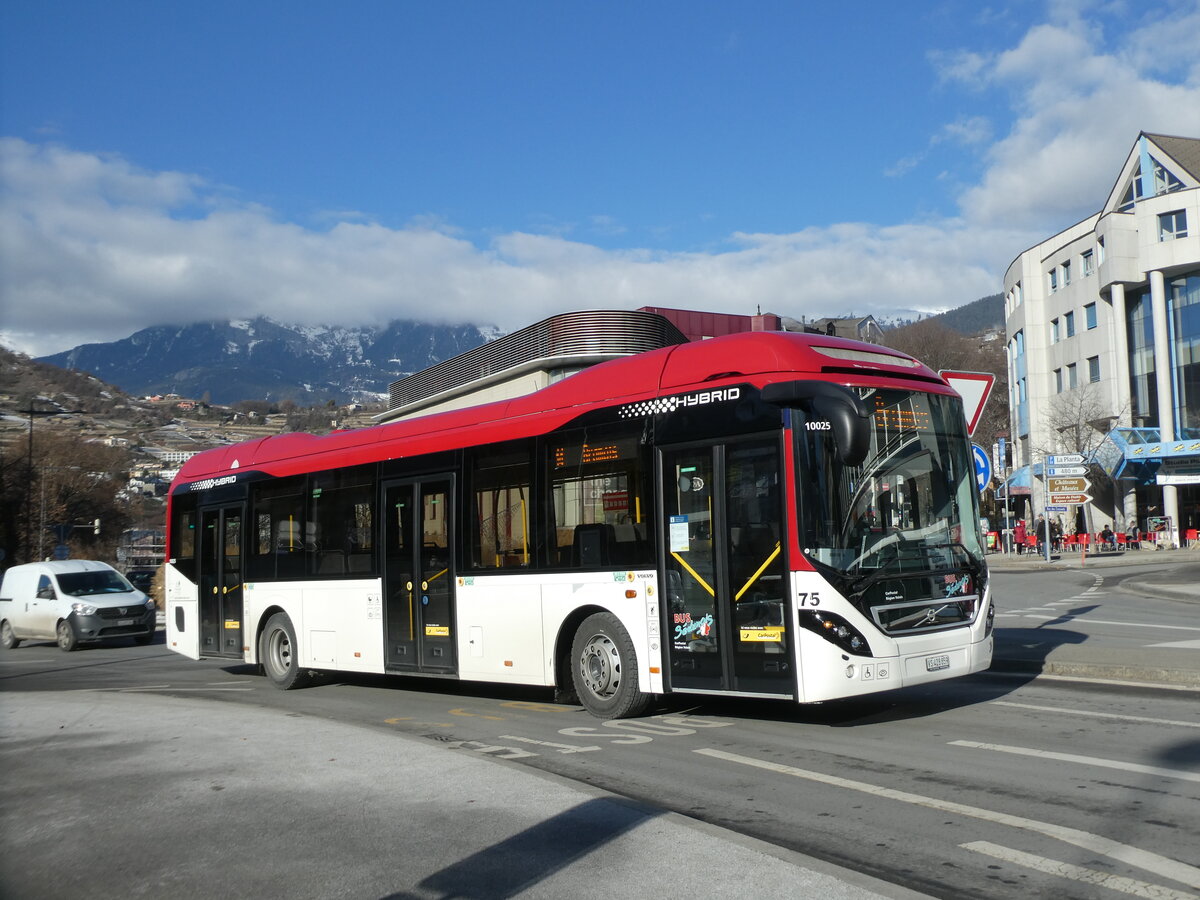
[989,658,1200,688]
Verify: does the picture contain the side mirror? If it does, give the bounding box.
[761,381,872,466]
[37,586,56,600]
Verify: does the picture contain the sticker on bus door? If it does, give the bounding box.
[669,515,689,552]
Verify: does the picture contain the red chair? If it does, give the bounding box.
[1062,534,1077,551]
[1115,532,1128,549]
[1186,528,1198,548]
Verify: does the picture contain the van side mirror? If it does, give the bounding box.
[761,381,872,466]
[37,586,56,600]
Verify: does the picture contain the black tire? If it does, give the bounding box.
[57,618,79,652]
[1,620,19,650]
[570,612,650,719]
[260,612,304,690]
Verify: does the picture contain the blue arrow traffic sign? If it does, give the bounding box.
[972,443,992,492]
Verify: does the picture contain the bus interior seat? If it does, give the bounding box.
[573,523,615,567]
[317,552,346,575]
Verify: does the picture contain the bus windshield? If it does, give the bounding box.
[795,387,985,594]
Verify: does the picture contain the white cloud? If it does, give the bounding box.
[3,3,1200,358]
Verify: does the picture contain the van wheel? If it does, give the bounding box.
[1,620,19,650]
[570,612,650,719]
[260,613,304,690]
[56,619,79,652]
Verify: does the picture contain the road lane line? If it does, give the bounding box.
[694,747,1200,889]
[961,841,1198,899]
[948,740,1200,783]
[991,700,1200,728]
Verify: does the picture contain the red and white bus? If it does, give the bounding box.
[165,331,993,718]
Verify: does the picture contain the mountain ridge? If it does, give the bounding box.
[37,317,500,405]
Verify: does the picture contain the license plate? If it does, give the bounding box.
[118,619,133,627]
[925,654,950,672]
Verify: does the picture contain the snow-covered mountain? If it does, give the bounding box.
[37,317,501,405]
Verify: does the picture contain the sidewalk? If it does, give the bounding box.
[0,690,927,900]
[986,544,1200,688]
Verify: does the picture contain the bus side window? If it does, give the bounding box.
[171,494,198,581]
[549,424,653,569]
[249,477,307,581]
[467,440,533,570]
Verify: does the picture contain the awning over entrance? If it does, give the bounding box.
[1096,428,1200,481]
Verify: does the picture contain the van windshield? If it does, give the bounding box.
[56,571,135,597]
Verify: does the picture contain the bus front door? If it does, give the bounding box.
[661,438,792,696]
[383,477,457,674]
[198,504,245,658]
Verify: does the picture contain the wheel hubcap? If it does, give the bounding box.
[269,629,291,674]
[580,634,620,698]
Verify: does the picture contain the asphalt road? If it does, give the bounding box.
[2,558,1198,899]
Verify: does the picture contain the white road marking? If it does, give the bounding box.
[948,740,1200,783]
[695,747,1200,889]
[498,734,601,753]
[991,700,1200,729]
[961,841,1198,899]
[1150,639,1200,649]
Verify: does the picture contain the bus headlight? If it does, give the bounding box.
[799,610,873,657]
[984,600,995,637]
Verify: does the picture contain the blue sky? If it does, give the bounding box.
[2,0,1200,356]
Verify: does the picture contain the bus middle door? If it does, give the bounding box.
[383,477,457,674]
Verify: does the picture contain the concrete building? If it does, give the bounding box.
[1003,132,1200,545]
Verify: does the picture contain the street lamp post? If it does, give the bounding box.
[17,404,84,564]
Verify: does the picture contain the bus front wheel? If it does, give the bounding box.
[570,613,650,719]
[260,612,304,690]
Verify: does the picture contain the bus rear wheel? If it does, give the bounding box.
[570,612,650,719]
[260,612,304,690]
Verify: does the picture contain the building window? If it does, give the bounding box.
[1088,356,1100,383]
[1065,311,1075,338]
[1013,281,1022,306]
[1062,260,1071,285]
[1097,237,1105,264]
[1018,377,1027,402]
[1159,210,1188,241]
[1050,319,1059,344]
[1082,250,1094,276]
[1049,268,1058,292]
[1085,303,1097,329]
[1067,363,1078,389]
[1055,369,1063,393]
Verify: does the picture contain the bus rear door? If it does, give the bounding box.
[197,504,245,658]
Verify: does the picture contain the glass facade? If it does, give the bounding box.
[1128,287,1158,426]
[1169,272,1200,436]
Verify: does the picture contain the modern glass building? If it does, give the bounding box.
[1003,132,1200,545]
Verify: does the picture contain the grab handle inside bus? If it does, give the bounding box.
[760,381,871,466]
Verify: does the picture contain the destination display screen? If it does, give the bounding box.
[871,393,935,434]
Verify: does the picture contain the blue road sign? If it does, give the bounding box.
[972,443,992,492]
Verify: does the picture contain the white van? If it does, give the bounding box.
[0,560,156,651]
